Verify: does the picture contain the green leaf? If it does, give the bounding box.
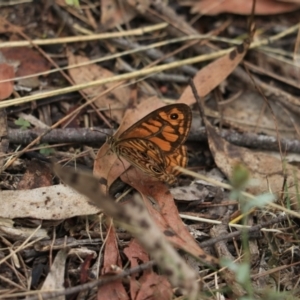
[230,163,250,191]
[65,0,80,7]
[236,262,250,284]
[15,118,31,130]
[39,144,55,156]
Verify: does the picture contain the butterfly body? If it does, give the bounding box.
[107,104,192,183]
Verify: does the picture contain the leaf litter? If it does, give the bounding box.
[1,1,300,299]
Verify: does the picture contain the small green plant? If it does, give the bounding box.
[39,144,55,156]
[222,163,277,299]
[65,0,80,7]
[15,118,31,130]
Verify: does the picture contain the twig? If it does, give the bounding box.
[0,21,168,48]
[112,37,198,76]
[8,262,155,300]
[6,127,300,153]
[200,215,289,247]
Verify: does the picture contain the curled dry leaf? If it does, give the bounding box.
[182,0,300,15]
[123,239,173,299]
[101,224,123,275]
[79,253,96,285]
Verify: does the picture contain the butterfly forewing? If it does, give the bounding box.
[118,104,192,154]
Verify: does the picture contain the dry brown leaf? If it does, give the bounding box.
[1,47,50,88]
[100,0,137,29]
[0,63,14,100]
[204,116,300,197]
[123,240,151,299]
[183,0,300,15]
[179,32,252,104]
[123,240,173,299]
[135,272,172,300]
[67,50,131,124]
[17,160,52,190]
[126,0,151,13]
[121,168,218,265]
[101,224,123,275]
[79,254,95,284]
[98,224,129,300]
[219,91,299,139]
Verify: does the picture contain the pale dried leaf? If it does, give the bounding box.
[0,184,100,220]
[0,218,49,241]
[41,249,68,300]
[170,185,209,201]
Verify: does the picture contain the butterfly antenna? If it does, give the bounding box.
[189,78,205,123]
[91,127,113,138]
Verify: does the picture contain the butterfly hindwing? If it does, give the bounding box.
[116,138,175,183]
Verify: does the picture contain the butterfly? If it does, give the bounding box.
[106,103,192,183]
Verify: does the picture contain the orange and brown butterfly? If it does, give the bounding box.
[106,103,192,183]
